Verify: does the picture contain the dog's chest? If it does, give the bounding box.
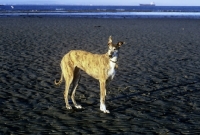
[107,62,116,79]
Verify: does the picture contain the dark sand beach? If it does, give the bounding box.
[0,17,200,134]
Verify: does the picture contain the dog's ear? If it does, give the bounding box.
[108,36,112,45]
[117,41,125,47]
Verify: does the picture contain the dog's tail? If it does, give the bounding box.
[55,73,64,86]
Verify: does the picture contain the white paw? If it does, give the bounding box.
[100,104,110,113]
[103,109,110,113]
[66,105,72,109]
[75,104,82,109]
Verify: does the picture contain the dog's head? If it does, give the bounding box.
[107,36,125,58]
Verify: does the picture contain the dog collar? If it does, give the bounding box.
[110,59,117,63]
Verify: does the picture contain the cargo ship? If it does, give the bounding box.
[140,2,155,6]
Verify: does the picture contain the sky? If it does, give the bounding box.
[1,0,200,6]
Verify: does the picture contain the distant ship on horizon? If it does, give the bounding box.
[140,2,155,6]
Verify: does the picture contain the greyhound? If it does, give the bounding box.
[55,36,124,113]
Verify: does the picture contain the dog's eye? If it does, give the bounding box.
[114,48,116,50]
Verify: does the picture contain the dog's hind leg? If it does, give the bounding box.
[61,62,74,110]
[71,67,82,109]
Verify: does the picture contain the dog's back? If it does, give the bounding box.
[62,50,110,80]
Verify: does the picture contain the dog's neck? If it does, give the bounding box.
[107,51,118,79]
[109,56,118,63]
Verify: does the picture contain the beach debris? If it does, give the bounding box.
[94,25,101,28]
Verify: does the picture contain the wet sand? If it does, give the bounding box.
[0,17,200,134]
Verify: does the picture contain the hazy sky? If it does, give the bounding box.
[1,0,200,6]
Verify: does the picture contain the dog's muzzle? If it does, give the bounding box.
[109,52,114,58]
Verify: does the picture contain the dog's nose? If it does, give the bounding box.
[109,52,114,58]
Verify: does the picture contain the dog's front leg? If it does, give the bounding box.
[99,80,110,113]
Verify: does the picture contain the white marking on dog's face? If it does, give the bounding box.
[108,45,117,80]
[108,45,119,59]
[107,36,124,59]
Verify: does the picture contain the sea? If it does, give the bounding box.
[0,5,200,19]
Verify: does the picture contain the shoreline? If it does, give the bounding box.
[1,11,200,19]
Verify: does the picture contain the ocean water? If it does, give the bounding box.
[0,5,200,18]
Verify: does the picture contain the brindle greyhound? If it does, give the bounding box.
[55,36,125,113]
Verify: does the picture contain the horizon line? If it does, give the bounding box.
[1,4,199,6]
